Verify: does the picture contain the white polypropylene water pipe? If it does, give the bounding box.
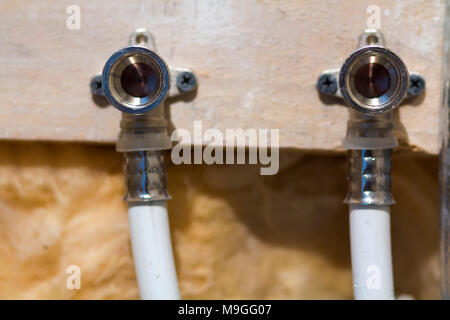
[128,201,180,300]
[349,204,394,300]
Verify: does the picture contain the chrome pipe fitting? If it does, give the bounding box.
[101,40,172,202]
[123,151,170,202]
[344,149,394,206]
[93,29,197,202]
[339,46,409,115]
[318,29,425,207]
[339,32,403,206]
[102,46,171,115]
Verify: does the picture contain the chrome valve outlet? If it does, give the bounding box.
[317,29,425,206]
[102,46,171,115]
[339,46,409,115]
[92,28,198,202]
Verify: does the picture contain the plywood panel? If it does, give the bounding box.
[0,0,445,154]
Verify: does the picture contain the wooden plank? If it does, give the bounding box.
[0,0,445,154]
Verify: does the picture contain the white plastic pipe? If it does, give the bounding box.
[349,204,394,300]
[128,201,180,300]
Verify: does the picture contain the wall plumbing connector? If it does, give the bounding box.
[92,29,198,198]
[318,29,425,204]
[318,29,425,300]
[93,28,198,300]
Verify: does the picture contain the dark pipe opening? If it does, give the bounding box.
[121,63,160,98]
[354,63,391,98]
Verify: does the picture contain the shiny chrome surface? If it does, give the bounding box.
[97,29,197,207]
[129,28,157,49]
[317,30,423,107]
[344,149,394,206]
[124,151,170,202]
[358,29,385,47]
[339,46,409,114]
[102,46,171,114]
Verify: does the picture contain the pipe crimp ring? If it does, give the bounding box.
[123,151,171,203]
